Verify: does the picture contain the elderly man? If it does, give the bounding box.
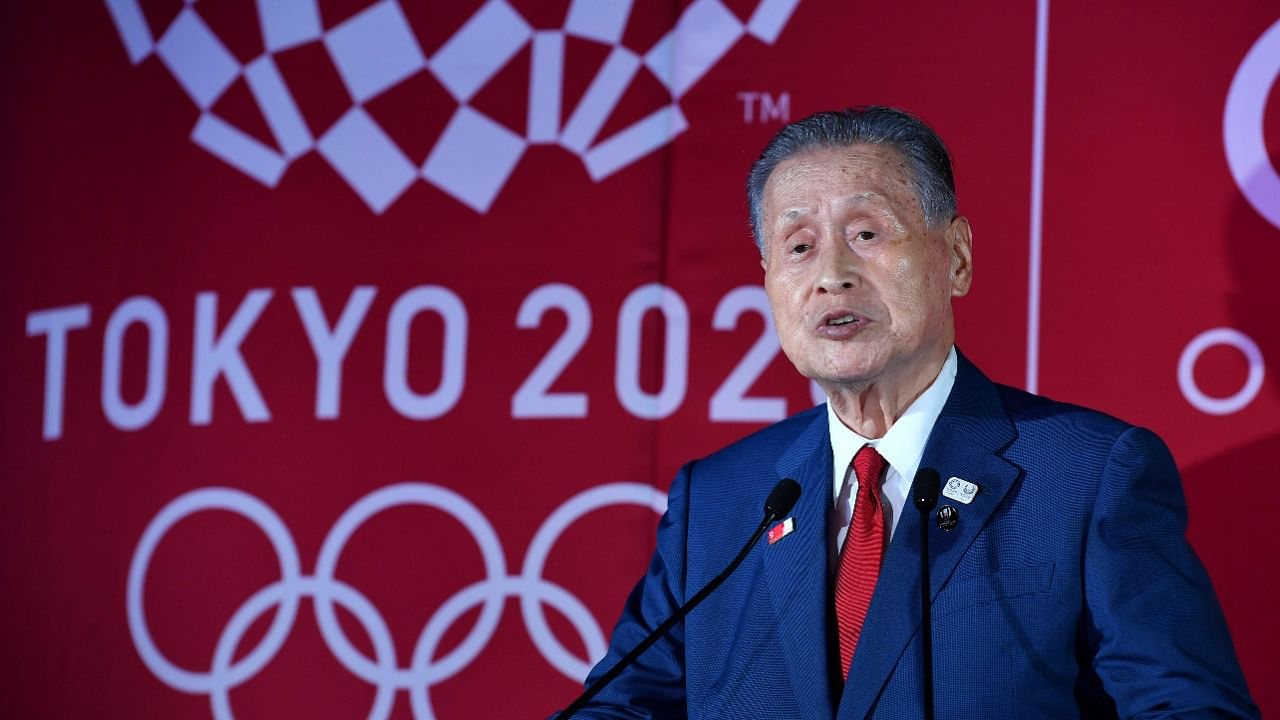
[567,107,1257,718]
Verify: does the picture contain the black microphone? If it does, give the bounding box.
[912,468,941,720]
[764,477,802,519]
[555,478,802,719]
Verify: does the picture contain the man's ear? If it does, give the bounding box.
[948,216,973,297]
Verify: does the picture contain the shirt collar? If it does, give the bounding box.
[827,346,958,497]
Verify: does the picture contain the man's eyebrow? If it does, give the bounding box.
[775,193,880,224]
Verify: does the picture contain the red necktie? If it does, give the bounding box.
[833,444,887,680]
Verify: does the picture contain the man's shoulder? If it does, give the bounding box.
[675,406,825,532]
[958,354,1138,439]
[984,374,1161,460]
[994,380,1130,428]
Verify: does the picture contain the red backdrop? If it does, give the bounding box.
[2,1,1277,717]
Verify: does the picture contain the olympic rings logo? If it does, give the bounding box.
[126,482,666,719]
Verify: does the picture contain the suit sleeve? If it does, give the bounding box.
[554,462,693,719]
[1084,426,1258,719]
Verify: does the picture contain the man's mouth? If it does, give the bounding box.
[819,310,866,328]
[816,311,869,337]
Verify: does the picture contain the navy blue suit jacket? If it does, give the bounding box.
[571,355,1257,719]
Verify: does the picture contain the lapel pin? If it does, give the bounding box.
[943,476,979,505]
[936,505,959,531]
[767,517,794,544]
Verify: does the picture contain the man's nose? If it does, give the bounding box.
[816,237,859,294]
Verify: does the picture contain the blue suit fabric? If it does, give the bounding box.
[571,354,1258,719]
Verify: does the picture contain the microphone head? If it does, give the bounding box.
[764,478,802,519]
[912,468,941,512]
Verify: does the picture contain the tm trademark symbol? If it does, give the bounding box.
[736,91,791,124]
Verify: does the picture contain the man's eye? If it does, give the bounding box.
[856,230,877,241]
[790,243,811,254]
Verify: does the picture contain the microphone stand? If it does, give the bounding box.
[555,479,801,719]
[912,469,940,720]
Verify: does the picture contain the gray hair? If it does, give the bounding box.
[746,106,957,251]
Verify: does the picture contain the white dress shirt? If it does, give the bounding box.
[827,347,958,564]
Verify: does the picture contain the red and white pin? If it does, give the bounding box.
[767,517,795,544]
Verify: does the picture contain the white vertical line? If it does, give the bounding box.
[1026,0,1049,394]
[527,32,565,143]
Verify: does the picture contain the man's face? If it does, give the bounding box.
[760,143,972,397]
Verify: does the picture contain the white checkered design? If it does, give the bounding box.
[104,0,800,214]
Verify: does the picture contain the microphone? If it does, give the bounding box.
[764,477,802,519]
[912,468,941,720]
[555,478,802,719]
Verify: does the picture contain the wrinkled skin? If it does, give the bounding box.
[760,143,973,437]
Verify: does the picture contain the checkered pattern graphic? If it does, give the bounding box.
[103,0,801,214]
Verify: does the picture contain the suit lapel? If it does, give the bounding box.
[837,354,1022,719]
[762,410,838,720]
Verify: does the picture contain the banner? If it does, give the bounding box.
[2,1,1276,716]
